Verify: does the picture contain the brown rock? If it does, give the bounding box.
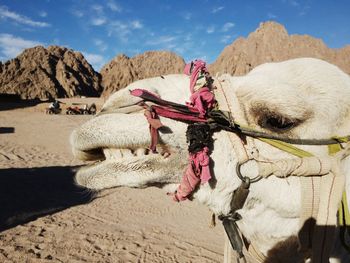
[0,46,102,100]
[1,22,349,100]
[209,21,350,76]
[100,51,185,97]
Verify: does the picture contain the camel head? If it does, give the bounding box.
[71,58,350,218]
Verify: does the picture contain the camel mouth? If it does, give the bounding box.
[70,111,188,190]
[74,143,175,171]
[73,143,183,190]
[73,145,171,162]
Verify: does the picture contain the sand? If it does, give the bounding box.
[0,98,225,263]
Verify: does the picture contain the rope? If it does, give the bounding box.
[217,122,350,146]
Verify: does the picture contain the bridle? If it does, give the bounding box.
[128,74,350,262]
[213,75,350,263]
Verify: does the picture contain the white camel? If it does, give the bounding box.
[70,58,350,263]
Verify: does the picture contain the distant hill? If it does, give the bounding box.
[100,51,185,97]
[0,46,102,100]
[209,21,350,76]
[1,21,349,100]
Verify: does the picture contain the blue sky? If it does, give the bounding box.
[0,0,349,71]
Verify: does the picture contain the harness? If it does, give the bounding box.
[131,65,350,262]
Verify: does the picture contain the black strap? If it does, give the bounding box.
[219,213,244,258]
[219,181,251,259]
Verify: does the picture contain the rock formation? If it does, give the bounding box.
[209,21,350,76]
[1,21,349,100]
[0,46,102,100]
[100,51,185,97]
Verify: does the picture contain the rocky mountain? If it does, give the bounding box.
[209,21,350,76]
[100,51,185,97]
[1,21,349,100]
[0,46,101,100]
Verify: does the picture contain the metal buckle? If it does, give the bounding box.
[236,160,262,184]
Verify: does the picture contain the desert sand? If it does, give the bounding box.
[0,98,225,263]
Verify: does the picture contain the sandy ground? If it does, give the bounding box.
[0,98,226,263]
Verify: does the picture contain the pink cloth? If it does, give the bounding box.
[172,147,211,201]
[144,109,163,153]
[132,60,215,202]
[187,87,215,117]
[151,105,207,123]
[172,59,214,202]
[183,62,193,76]
[184,60,208,94]
[190,147,211,183]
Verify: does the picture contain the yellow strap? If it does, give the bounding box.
[338,191,350,253]
[328,143,350,228]
[332,136,350,143]
[338,191,350,226]
[258,138,314,158]
[328,144,350,254]
[328,142,343,156]
[258,137,349,227]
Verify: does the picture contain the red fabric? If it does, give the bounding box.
[131,59,215,202]
[131,88,202,115]
[144,109,163,153]
[191,147,211,183]
[130,89,160,98]
[183,62,193,76]
[172,163,200,201]
[172,147,211,201]
[184,60,208,94]
[152,105,207,123]
[187,87,216,117]
[173,59,214,201]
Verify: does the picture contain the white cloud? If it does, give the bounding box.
[108,20,143,42]
[290,0,300,6]
[71,9,84,17]
[107,0,122,12]
[267,12,277,19]
[93,39,108,52]
[91,5,104,13]
[0,5,50,27]
[53,38,60,45]
[184,33,192,42]
[39,11,47,18]
[212,6,224,13]
[221,22,235,32]
[220,35,232,44]
[299,5,310,16]
[0,33,43,60]
[182,12,192,20]
[108,21,128,41]
[146,35,176,46]
[127,48,141,57]
[207,25,215,34]
[82,52,106,70]
[282,0,300,6]
[91,17,107,26]
[131,20,143,29]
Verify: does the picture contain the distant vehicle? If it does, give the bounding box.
[46,107,62,114]
[46,100,62,114]
[66,103,96,115]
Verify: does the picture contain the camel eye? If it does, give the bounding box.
[258,115,295,132]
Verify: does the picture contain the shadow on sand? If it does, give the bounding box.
[0,165,96,232]
[0,127,15,134]
[0,93,50,112]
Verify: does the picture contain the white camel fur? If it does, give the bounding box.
[71,58,350,262]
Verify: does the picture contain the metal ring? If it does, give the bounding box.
[235,161,262,184]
